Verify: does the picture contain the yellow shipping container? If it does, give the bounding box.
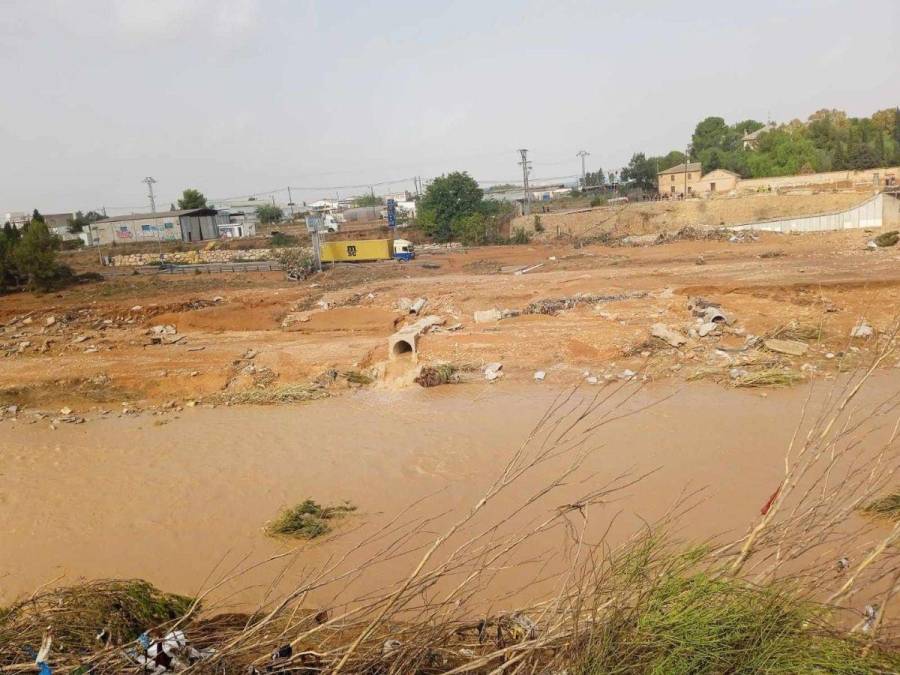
[320,239,394,262]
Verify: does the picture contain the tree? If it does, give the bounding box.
[583,169,605,187]
[256,204,284,224]
[656,150,687,172]
[352,194,382,207]
[692,116,741,156]
[31,209,45,224]
[67,210,104,234]
[177,189,207,209]
[12,219,68,291]
[620,153,657,192]
[419,172,484,241]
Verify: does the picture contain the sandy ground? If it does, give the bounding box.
[0,225,898,413]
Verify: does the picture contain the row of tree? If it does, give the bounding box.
[615,107,900,192]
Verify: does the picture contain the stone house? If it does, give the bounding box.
[657,162,703,197]
[694,169,741,194]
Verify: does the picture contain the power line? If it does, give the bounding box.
[518,149,532,216]
[576,150,590,186]
[142,177,157,213]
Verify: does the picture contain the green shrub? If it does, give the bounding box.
[533,215,544,233]
[590,196,608,207]
[270,232,299,247]
[266,499,356,539]
[510,227,531,244]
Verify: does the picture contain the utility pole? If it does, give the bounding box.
[576,150,590,187]
[683,144,690,199]
[287,186,295,219]
[518,149,532,215]
[142,177,157,213]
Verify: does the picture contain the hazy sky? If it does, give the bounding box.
[1,0,897,215]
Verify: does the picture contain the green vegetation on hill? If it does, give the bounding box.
[621,107,900,189]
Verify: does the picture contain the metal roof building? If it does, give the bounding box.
[90,208,226,246]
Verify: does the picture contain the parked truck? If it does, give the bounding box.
[319,239,415,263]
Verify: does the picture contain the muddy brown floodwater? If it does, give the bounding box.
[1,376,897,612]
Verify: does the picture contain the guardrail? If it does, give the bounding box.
[103,261,283,276]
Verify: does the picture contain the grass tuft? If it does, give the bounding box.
[266,499,356,539]
[862,490,900,521]
[212,383,329,405]
[576,569,898,674]
[766,320,822,342]
[343,370,373,385]
[733,369,802,388]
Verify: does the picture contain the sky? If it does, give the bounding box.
[1,0,897,215]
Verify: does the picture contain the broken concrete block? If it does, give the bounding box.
[484,363,503,381]
[698,322,719,337]
[764,339,809,356]
[650,323,686,347]
[474,309,502,323]
[533,370,546,381]
[388,315,444,360]
[409,298,427,315]
[850,321,874,338]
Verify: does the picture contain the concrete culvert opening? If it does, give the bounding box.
[392,340,413,357]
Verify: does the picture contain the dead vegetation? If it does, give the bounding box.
[863,490,900,521]
[415,363,460,387]
[209,383,329,405]
[733,368,804,388]
[266,499,357,539]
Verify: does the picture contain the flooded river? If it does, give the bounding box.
[1,376,896,610]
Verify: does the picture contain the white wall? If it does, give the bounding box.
[734,193,888,233]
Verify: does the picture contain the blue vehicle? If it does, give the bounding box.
[393,239,415,262]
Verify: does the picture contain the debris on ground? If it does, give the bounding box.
[764,339,809,357]
[732,368,803,388]
[514,263,544,275]
[697,322,719,337]
[533,370,546,381]
[408,298,427,315]
[874,230,899,247]
[850,320,874,338]
[650,323,687,348]
[474,309,503,323]
[524,292,645,316]
[484,362,503,382]
[415,364,459,388]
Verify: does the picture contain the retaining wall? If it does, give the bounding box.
[734,193,900,233]
[111,248,279,267]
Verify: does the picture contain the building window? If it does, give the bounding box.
[671,175,675,182]
[687,173,692,179]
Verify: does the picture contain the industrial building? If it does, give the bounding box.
[89,208,226,245]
